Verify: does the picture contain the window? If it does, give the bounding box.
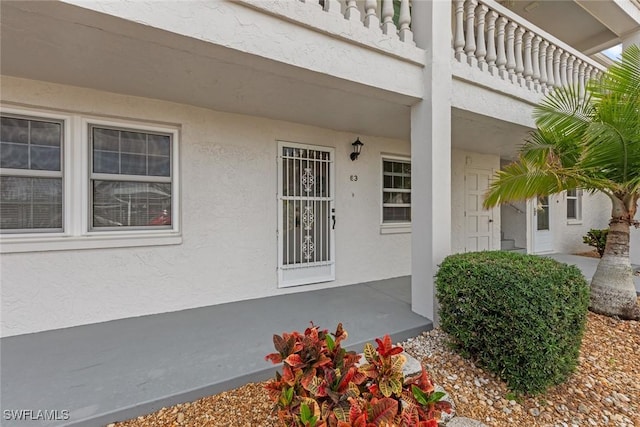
[0,115,63,232]
[0,106,180,253]
[566,188,582,221]
[90,125,172,229]
[382,158,411,223]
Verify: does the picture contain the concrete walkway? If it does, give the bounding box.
[0,276,430,427]
[545,253,640,295]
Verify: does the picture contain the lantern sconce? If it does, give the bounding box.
[350,138,364,161]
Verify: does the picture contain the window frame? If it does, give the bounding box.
[0,105,181,253]
[1,109,70,236]
[380,155,411,234]
[566,188,583,224]
[87,122,174,232]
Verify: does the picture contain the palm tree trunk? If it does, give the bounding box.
[589,201,640,320]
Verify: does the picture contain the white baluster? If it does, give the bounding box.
[475,4,488,69]
[523,31,533,87]
[578,61,586,98]
[572,59,581,89]
[453,0,466,61]
[553,48,562,88]
[485,11,498,72]
[364,0,381,34]
[566,55,575,87]
[546,44,556,89]
[539,40,548,90]
[560,51,568,87]
[496,16,508,78]
[381,0,398,38]
[323,0,342,15]
[398,0,413,43]
[464,0,478,65]
[585,65,594,93]
[514,26,524,84]
[505,21,517,81]
[531,35,541,90]
[345,0,361,21]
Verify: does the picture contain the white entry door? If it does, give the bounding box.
[464,169,494,252]
[533,195,553,253]
[277,142,335,287]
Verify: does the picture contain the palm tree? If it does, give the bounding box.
[483,45,640,320]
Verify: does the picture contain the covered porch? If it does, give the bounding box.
[0,276,429,427]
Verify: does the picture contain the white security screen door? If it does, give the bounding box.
[278,142,335,287]
[533,196,553,253]
[464,169,494,252]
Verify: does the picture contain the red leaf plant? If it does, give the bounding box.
[265,323,451,427]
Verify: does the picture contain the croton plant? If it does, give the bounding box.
[265,323,451,427]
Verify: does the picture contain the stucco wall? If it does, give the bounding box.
[551,191,610,255]
[0,77,411,337]
[451,149,501,254]
[631,227,640,266]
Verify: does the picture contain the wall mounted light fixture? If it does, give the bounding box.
[350,138,364,161]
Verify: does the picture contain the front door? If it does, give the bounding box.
[533,195,553,253]
[277,142,335,287]
[464,169,494,252]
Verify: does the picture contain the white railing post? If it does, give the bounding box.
[514,25,525,84]
[566,55,575,87]
[485,10,498,73]
[496,16,508,78]
[539,40,548,90]
[560,50,568,87]
[381,0,398,38]
[323,0,342,16]
[546,44,556,89]
[523,31,533,86]
[364,0,382,34]
[464,0,478,66]
[505,21,517,82]
[453,0,466,61]
[553,48,562,88]
[344,0,361,21]
[398,0,414,44]
[573,58,581,89]
[578,60,586,98]
[531,34,541,90]
[475,4,488,69]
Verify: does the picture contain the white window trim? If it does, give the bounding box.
[566,188,583,225]
[380,154,411,234]
[0,106,181,253]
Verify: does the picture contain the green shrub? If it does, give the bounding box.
[583,228,609,257]
[436,251,589,395]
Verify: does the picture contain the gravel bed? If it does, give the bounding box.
[113,302,640,427]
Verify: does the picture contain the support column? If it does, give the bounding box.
[623,30,640,50]
[410,1,452,324]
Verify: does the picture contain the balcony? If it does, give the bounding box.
[0,0,630,141]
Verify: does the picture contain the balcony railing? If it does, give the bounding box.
[452,0,607,95]
[302,0,415,43]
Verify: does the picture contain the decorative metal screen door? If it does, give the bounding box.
[277,142,335,287]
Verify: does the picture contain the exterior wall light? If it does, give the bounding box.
[350,137,364,161]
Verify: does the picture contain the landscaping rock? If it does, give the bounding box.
[445,416,488,427]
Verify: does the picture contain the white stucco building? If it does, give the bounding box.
[1,0,639,338]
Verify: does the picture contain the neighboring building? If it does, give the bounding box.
[1,0,639,337]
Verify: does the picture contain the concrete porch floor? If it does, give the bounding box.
[1,276,431,427]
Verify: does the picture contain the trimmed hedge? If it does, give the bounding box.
[436,251,589,395]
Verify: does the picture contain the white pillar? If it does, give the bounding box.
[622,30,640,50]
[410,1,452,324]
